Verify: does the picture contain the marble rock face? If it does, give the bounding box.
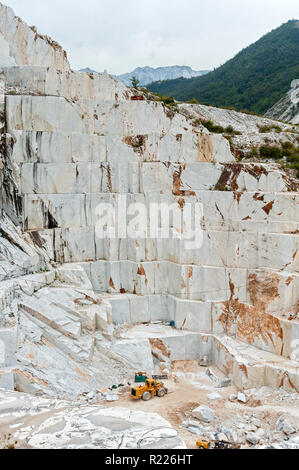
[265,80,299,125]
[0,388,185,449]
[0,0,298,402]
[0,3,69,70]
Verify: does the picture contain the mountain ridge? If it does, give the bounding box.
[79,65,209,86]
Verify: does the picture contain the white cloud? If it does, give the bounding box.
[4,0,299,74]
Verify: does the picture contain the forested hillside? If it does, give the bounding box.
[148,20,299,115]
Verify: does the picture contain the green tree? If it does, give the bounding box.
[130,76,140,89]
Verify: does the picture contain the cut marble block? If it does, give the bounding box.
[19,297,82,340]
[1,66,129,101]
[8,131,107,164]
[22,187,299,236]
[212,334,299,392]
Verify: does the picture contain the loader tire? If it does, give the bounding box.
[142,392,152,401]
[157,388,166,397]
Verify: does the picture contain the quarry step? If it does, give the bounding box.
[32,287,112,332]
[214,334,299,393]
[22,190,298,235]
[119,323,299,393]
[50,266,299,363]
[18,161,295,197]
[51,259,298,301]
[19,309,95,363]
[0,65,128,100]
[215,334,296,366]
[19,297,82,340]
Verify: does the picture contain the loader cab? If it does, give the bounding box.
[145,379,155,389]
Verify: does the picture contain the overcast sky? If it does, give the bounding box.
[5,0,299,74]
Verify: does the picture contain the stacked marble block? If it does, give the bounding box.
[1,66,299,370]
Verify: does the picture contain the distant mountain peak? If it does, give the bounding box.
[115,65,210,86]
[79,65,210,86]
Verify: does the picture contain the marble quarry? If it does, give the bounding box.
[0,1,298,407]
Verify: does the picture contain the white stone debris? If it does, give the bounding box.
[192,405,214,423]
[276,415,297,435]
[246,432,260,445]
[216,432,229,442]
[179,101,299,158]
[229,394,238,402]
[105,394,119,402]
[237,392,248,403]
[207,392,221,402]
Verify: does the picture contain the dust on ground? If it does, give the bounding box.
[106,360,299,449]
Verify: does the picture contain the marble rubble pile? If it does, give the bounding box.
[188,383,299,449]
[0,0,298,404]
[179,102,299,156]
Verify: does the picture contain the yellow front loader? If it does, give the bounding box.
[130,378,168,401]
